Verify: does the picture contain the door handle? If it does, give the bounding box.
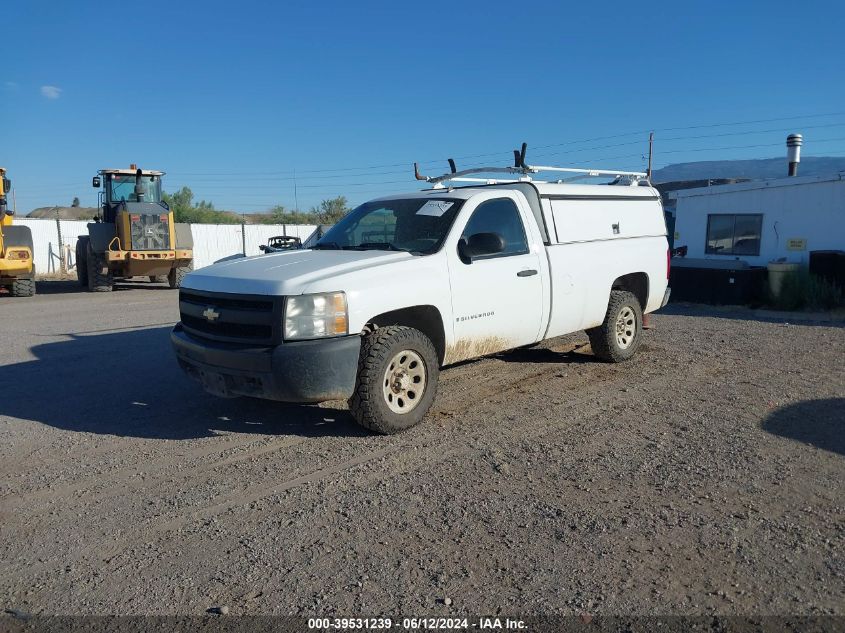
[517,269,538,277]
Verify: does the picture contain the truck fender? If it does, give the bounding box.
[86,222,116,253]
[174,223,194,249]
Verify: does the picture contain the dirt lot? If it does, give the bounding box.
[0,282,843,617]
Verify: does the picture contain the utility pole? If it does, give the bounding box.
[12,188,17,214]
[293,167,299,212]
[647,131,654,181]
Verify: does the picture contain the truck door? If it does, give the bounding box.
[446,196,544,363]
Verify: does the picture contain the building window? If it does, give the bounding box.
[705,214,763,256]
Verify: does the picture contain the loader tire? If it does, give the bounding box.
[76,237,89,287]
[86,244,113,292]
[349,326,439,435]
[587,290,643,363]
[168,263,193,289]
[11,277,35,297]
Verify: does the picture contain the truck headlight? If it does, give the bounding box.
[284,291,348,340]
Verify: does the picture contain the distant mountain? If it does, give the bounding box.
[652,156,845,183]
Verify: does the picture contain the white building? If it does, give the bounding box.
[669,171,845,268]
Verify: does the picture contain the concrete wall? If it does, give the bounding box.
[13,218,318,274]
[672,176,845,267]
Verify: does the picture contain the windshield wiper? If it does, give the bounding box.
[351,242,406,251]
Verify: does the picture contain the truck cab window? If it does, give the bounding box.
[461,198,528,257]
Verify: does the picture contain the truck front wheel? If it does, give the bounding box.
[587,290,643,362]
[349,325,439,434]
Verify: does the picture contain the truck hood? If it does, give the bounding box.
[182,249,413,295]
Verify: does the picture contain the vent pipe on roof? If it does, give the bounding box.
[787,133,802,177]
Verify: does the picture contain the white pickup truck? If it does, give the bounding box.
[172,153,670,433]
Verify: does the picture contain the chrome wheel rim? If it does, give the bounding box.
[382,349,426,414]
[615,306,636,349]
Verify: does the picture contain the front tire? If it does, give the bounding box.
[76,237,89,287]
[11,277,35,297]
[168,263,193,289]
[587,290,643,362]
[86,244,113,292]
[349,326,439,434]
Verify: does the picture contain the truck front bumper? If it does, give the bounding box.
[171,324,361,403]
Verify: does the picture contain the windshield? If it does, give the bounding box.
[315,198,464,254]
[109,175,162,203]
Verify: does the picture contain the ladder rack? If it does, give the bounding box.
[414,143,648,188]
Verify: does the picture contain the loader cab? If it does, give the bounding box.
[94,166,164,224]
[92,165,173,251]
[0,168,12,226]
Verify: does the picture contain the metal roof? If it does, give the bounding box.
[669,172,845,199]
[98,168,165,176]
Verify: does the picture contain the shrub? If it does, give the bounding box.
[770,270,843,311]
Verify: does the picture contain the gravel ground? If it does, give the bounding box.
[0,281,843,617]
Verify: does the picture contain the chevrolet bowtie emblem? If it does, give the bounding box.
[203,307,220,322]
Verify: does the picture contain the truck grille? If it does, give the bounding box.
[130,213,171,250]
[179,289,282,345]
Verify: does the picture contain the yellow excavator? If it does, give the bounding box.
[0,168,35,297]
[76,165,193,291]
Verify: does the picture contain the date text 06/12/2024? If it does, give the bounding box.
[307,617,528,630]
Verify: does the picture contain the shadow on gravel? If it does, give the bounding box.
[494,344,598,365]
[660,302,845,327]
[34,280,178,295]
[0,326,363,440]
[762,398,845,456]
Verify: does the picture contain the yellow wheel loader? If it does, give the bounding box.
[77,165,193,292]
[0,168,35,297]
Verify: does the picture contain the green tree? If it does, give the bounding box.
[163,187,240,224]
[311,196,349,224]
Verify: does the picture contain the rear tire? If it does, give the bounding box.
[349,326,439,434]
[587,290,643,362]
[168,263,193,289]
[11,277,35,297]
[76,237,89,287]
[86,244,113,292]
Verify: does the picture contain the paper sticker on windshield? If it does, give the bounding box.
[416,200,454,217]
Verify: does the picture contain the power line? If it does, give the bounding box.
[168,110,845,178]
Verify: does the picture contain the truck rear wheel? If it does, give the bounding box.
[168,263,193,289]
[11,277,35,297]
[76,237,89,287]
[587,290,643,362]
[86,244,113,292]
[349,326,439,434]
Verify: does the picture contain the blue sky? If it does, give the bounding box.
[4,0,845,214]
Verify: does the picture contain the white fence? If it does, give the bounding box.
[14,218,318,274]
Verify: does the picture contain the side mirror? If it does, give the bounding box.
[459,232,506,262]
[92,176,101,188]
[3,178,11,193]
